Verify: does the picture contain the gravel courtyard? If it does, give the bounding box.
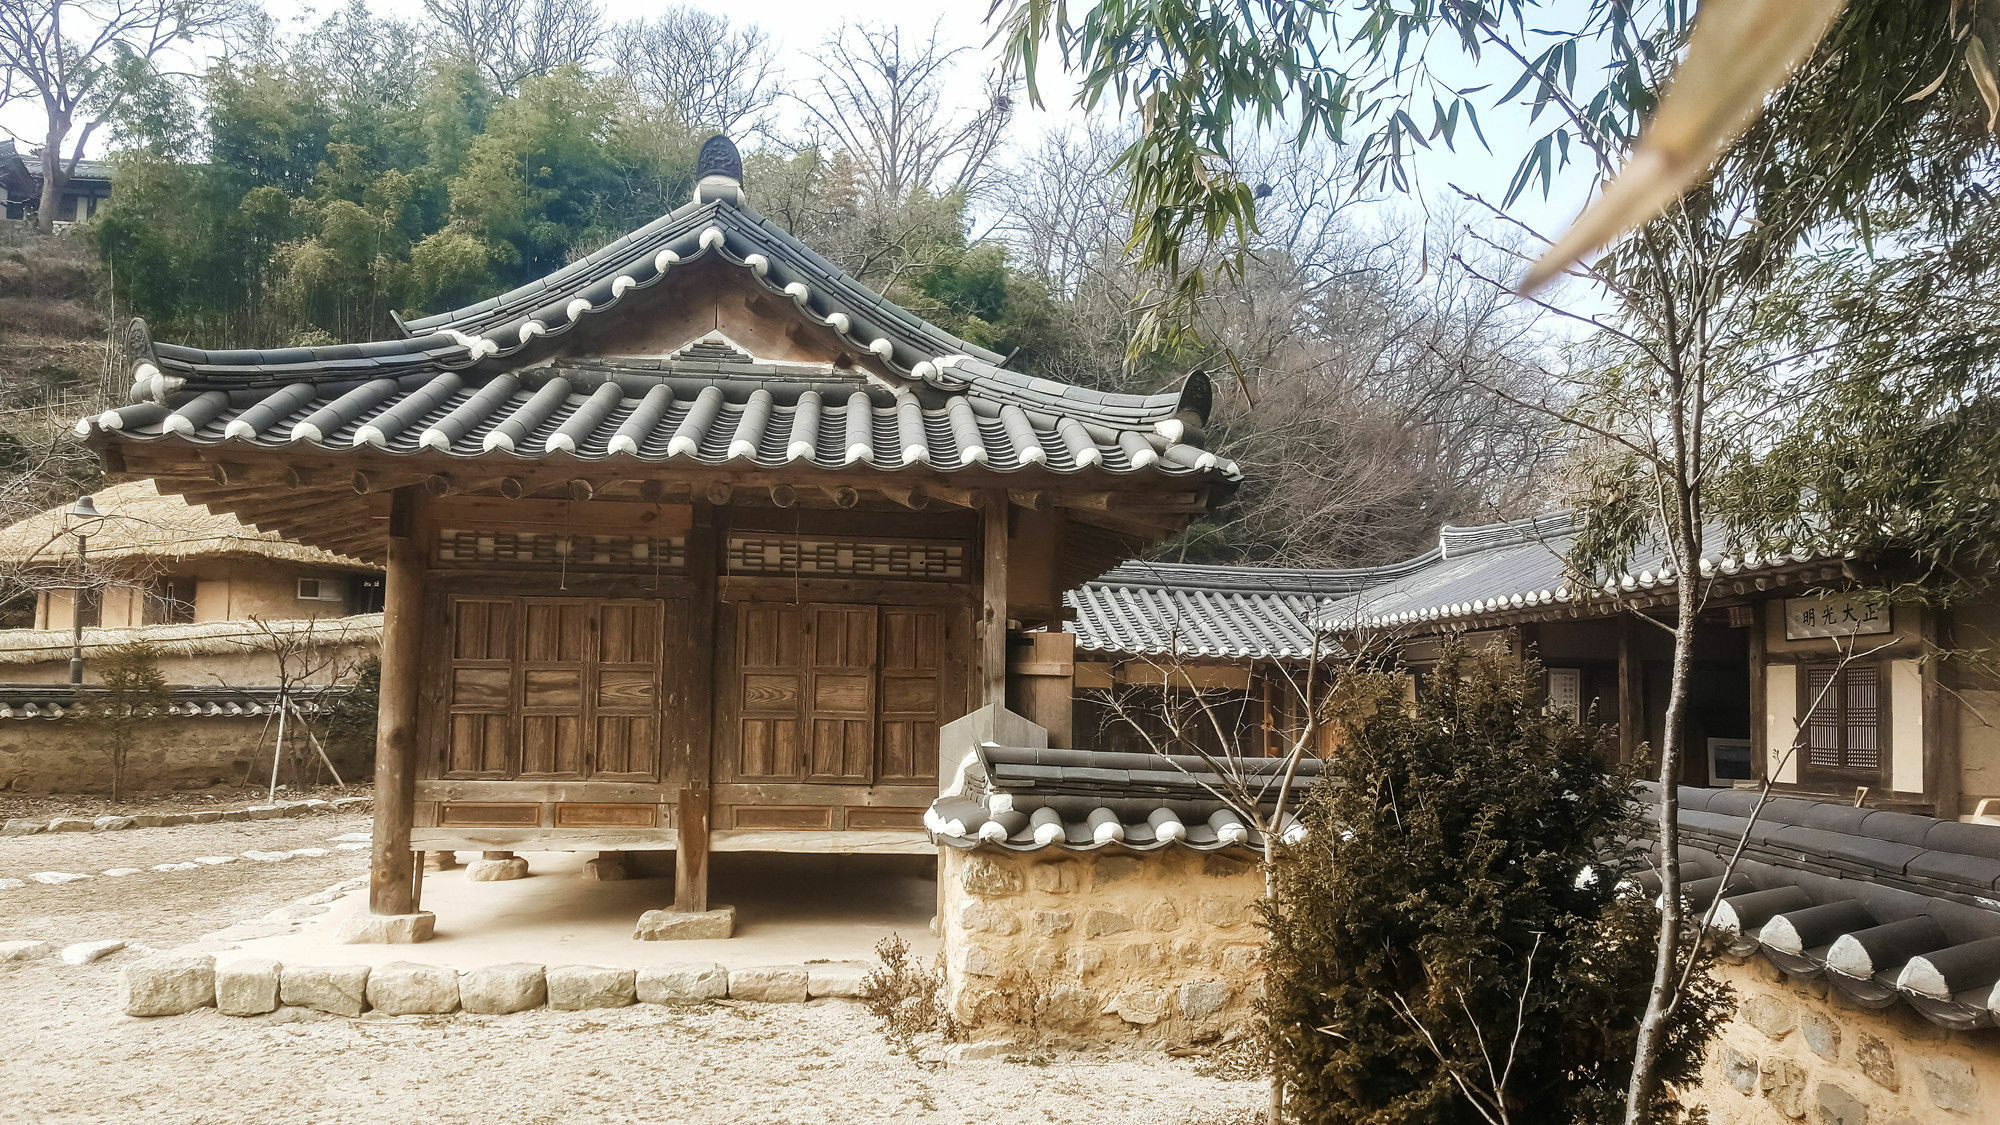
[2,810,1264,1125]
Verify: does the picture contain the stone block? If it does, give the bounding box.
[280,963,370,1016]
[121,954,215,1016]
[1178,979,1233,1023]
[2,819,45,836]
[1761,1057,1810,1119]
[0,939,56,961]
[807,962,868,999]
[47,817,93,832]
[92,816,135,831]
[242,805,283,821]
[1918,1056,1977,1116]
[459,963,546,1014]
[187,810,223,824]
[1028,861,1078,894]
[1721,1046,1759,1094]
[130,814,176,828]
[466,857,530,882]
[1141,900,1182,932]
[1853,1032,1897,1092]
[636,963,728,1003]
[963,947,1005,978]
[337,912,435,945]
[59,939,127,965]
[1041,985,1098,1031]
[1744,994,1796,1040]
[215,957,282,1016]
[1083,909,1134,938]
[1801,1010,1841,1062]
[1816,1082,1867,1125]
[1091,856,1143,887]
[1034,910,1073,936]
[424,851,459,871]
[959,855,1021,896]
[329,796,370,810]
[634,907,735,940]
[1197,898,1253,928]
[958,901,1019,935]
[581,856,628,881]
[219,809,252,822]
[547,965,637,1010]
[728,966,808,1003]
[1107,988,1169,1026]
[278,802,313,817]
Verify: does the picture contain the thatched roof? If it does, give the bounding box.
[0,613,382,664]
[0,480,374,568]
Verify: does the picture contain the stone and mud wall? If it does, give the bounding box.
[1689,957,1999,1122]
[939,846,1266,1042]
[0,714,368,793]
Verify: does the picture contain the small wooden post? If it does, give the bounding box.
[1617,615,1640,764]
[979,492,1009,708]
[369,487,428,916]
[1747,602,1768,782]
[1923,607,1961,819]
[676,782,710,913]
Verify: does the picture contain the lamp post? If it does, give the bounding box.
[64,494,104,686]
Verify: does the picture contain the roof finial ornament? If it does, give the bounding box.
[694,134,744,206]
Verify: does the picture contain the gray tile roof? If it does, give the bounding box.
[1064,560,1386,661]
[85,193,1236,485]
[1634,782,2000,1031]
[1315,513,1847,631]
[927,744,1318,852]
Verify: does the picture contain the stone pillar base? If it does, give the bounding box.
[425,851,460,872]
[634,906,736,941]
[582,854,629,881]
[467,857,530,882]
[337,910,435,944]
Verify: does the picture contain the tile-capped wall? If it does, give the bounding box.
[939,846,1266,1040]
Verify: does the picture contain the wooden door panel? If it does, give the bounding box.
[591,599,665,781]
[524,669,584,707]
[741,716,800,777]
[442,597,517,777]
[736,604,807,780]
[807,605,876,783]
[878,607,945,784]
[523,714,585,776]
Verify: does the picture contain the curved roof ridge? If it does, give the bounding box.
[1438,510,1579,557]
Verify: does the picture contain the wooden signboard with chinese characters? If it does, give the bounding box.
[1784,594,1891,640]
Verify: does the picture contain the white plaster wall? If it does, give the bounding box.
[1767,663,1798,783]
[1889,657,1924,794]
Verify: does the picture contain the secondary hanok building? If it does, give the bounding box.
[1060,560,1379,758]
[1317,512,1999,820]
[74,135,1235,935]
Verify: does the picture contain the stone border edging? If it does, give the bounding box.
[2,795,369,838]
[120,955,868,1017]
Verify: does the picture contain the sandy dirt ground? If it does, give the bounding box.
[2,816,1264,1125]
[0,782,364,823]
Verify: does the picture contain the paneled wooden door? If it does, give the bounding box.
[726,602,952,787]
[438,594,683,781]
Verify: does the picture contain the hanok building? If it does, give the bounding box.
[1061,560,1384,758]
[0,140,113,225]
[75,136,1235,934]
[1316,513,1999,819]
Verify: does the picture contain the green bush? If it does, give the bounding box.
[1264,647,1729,1123]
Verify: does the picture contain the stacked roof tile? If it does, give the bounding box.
[1064,560,1405,662]
[0,684,353,721]
[928,744,1316,852]
[1633,782,2000,1030]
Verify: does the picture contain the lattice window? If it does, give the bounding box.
[726,535,965,581]
[1803,662,1882,773]
[435,529,687,572]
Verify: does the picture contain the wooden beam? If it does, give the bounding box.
[980,492,1009,708]
[497,477,526,500]
[706,482,733,506]
[1008,489,1051,512]
[1923,607,1960,818]
[567,478,596,502]
[675,783,710,913]
[423,473,456,498]
[769,483,797,508]
[825,484,859,509]
[1748,601,1768,782]
[1617,614,1641,764]
[880,485,929,510]
[369,486,428,917]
